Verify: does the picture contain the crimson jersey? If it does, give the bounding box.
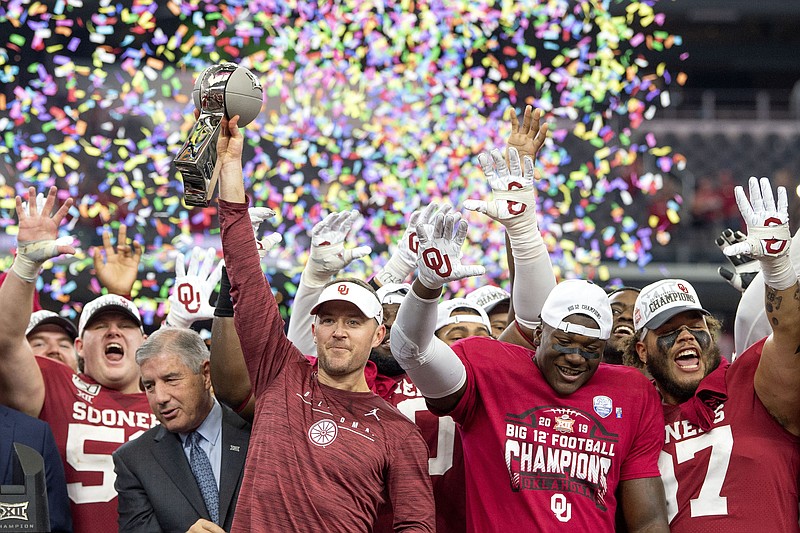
[382,376,467,533]
[36,356,156,533]
[660,338,800,532]
[446,337,663,532]
[220,199,434,533]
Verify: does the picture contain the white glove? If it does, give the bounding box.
[249,207,282,258]
[303,210,371,287]
[716,228,760,292]
[724,176,794,290]
[464,147,538,233]
[415,211,486,290]
[375,203,453,286]
[165,247,224,328]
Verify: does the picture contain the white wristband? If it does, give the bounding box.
[375,254,414,286]
[10,254,42,283]
[760,255,797,291]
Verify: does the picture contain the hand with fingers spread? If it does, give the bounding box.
[304,210,372,287]
[464,147,539,232]
[723,176,795,290]
[375,202,453,286]
[716,228,760,292]
[506,105,549,163]
[415,211,486,290]
[165,247,224,328]
[249,207,282,259]
[13,186,75,282]
[93,224,144,296]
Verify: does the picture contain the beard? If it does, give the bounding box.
[369,347,405,377]
[646,340,722,404]
[602,343,624,365]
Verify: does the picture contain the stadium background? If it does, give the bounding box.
[1,0,799,352]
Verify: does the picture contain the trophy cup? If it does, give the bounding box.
[174,63,263,207]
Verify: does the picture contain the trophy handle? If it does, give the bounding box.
[174,113,221,207]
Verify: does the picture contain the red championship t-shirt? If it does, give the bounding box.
[660,338,800,532]
[447,337,664,532]
[37,356,156,533]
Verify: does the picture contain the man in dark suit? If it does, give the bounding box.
[0,404,73,533]
[113,327,250,533]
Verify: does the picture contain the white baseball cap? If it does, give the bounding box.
[26,310,78,340]
[541,279,613,340]
[435,298,492,332]
[633,279,709,332]
[310,281,384,324]
[78,294,144,337]
[466,285,511,313]
[376,283,411,305]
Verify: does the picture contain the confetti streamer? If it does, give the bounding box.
[0,0,685,326]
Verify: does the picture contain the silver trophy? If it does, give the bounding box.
[174,63,238,207]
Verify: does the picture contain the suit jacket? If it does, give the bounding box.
[0,404,73,533]
[113,403,250,532]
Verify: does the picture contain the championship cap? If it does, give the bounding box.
[376,283,411,305]
[633,279,709,332]
[310,281,384,324]
[541,279,613,340]
[466,285,511,314]
[435,298,492,332]
[78,294,144,337]
[26,310,78,340]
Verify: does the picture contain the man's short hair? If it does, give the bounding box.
[135,328,209,373]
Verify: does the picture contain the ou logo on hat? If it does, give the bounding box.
[677,283,688,293]
[337,284,350,295]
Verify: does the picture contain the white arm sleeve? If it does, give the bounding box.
[511,233,557,330]
[391,288,467,399]
[286,271,322,356]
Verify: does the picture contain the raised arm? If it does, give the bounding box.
[723,176,800,435]
[391,210,485,413]
[0,187,74,416]
[287,210,370,354]
[93,224,143,296]
[465,125,555,342]
[216,115,299,393]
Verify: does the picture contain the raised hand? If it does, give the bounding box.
[304,210,371,286]
[249,207,282,258]
[376,202,453,286]
[464,147,539,231]
[716,228,760,292]
[506,105,549,163]
[93,224,143,296]
[415,211,485,290]
[165,247,224,328]
[13,186,75,282]
[723,176,794,291]
[216,115,244,172]
[723,177,790,259]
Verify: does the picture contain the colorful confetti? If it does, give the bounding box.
[0,0,685,327]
